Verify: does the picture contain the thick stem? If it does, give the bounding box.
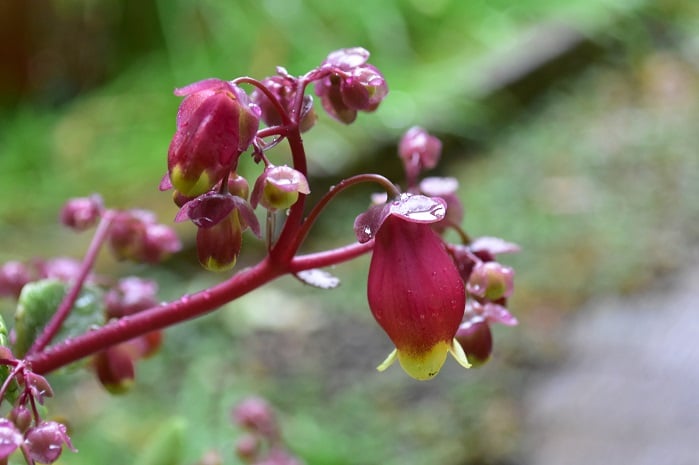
[27,211,116,356]
[269,125,308,264]
[289,240,373,272]
[27,257,282,374]
[25,237,374,375]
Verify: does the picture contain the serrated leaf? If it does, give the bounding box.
[295,269,341,289]
[14,279,105,357]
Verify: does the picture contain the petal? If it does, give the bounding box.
[395,340,450,380]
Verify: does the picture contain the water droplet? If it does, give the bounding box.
[363,226,372,236]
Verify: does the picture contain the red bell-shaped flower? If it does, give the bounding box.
[168,79,261,197]
[355,194,470,380]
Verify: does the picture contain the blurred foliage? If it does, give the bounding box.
[2,0,699,465]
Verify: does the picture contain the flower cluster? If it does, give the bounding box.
[232,397,303,465]
[162,48,387,270]
[354,128,518,380]
[0,358,75,464]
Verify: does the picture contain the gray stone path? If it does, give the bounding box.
[523,261,699,465]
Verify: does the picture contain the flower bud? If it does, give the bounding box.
[339,64,388,112]
[314,48,388,124]
[251,165,310,211]
[399,127,442,181]
[24,421,76,464]
[467,261,514,301]
[0,419,22,460]
[228,173,250,199]
[234,434,261,462]
[196,210,244,271]
[108,210,181,263]
[168,79,261,197]
[59,194,103,231]
[105,277,158,319]
[455,317,493,366]
[0,261,32,299]
[232,397,279,438]
[94,345,136,394]
[8,406,32,433]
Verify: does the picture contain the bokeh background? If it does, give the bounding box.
[1,1,698,464]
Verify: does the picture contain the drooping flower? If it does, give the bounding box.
[314,47,388,124]
[399,126,442,185]
[250,165,310,211]
[168,79,261,197]
[175,192,261,271]
[354,194,470,380]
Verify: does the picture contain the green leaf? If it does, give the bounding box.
[14,279,105,357]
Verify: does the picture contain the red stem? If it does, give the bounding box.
[27,211,115,356]
[25,239,374,375]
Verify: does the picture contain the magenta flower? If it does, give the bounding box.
[168,79,261,197]
[314,47,388,124]
[355,194,470,380]
[175,192,261,271]
[250,165,310,211]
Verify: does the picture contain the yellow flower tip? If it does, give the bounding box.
[201,255,237,272]
[171,166,213,198]
[397,341,451,381]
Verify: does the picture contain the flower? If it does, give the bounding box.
[399,126,442,185]
[175,192,261,271]
[314,47,388,124]
[354,194,470,380]
[250,165,310,211]
[168,79,261,197]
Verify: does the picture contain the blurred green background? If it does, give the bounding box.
[1,0,698,464]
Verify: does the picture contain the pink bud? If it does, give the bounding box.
[0,419,22,460]
[455,317,493,366]
[467,261,514,301]
[94,345,136,394]
[59,194,103,231]
[0,261,32,299]
[24,421,76,464]
[232,397,279,438]
[398,127,442,181]
[251,165,310,211]
[168,79,261,197]
[105,277,158,318]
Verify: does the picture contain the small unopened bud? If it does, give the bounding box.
[398,127,442,181]
[9,406,32,433]
[105,277,158,318]
[0,419,22,460]
[455,317,493,366]
[196,211,244,271]
[59,195,103,231]
[251,165,310,211]
[232,397,279,439]
[24,421,76,464]
[108,211,181,263]
[467,261,514,301]
[94,345,136,394]
[234,434,261,462]
[0,261,32,299]
[228,173,250,199]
